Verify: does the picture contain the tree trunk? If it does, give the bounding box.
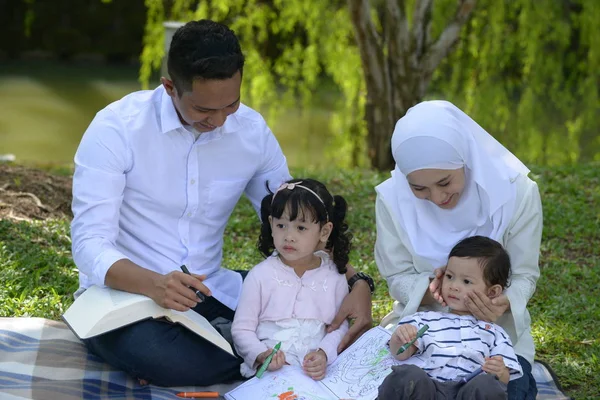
[348,0,476,171]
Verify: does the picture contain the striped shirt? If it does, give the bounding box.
[398,311,523,382]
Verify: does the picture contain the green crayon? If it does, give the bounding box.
[256,342,282,378]
[397,324,429,354]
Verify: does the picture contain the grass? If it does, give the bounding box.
[0,164,598,398]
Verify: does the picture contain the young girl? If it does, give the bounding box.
[231,178,352,380]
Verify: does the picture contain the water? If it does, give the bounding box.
[0,60,334,168]
[1,60,597,168]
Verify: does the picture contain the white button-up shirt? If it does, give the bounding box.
[71,85,291,310]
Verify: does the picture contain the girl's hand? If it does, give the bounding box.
[151,271,209,311]
[256,348,286,372]
[428,267,447,306]
[483,356,510,384]
[464,291,509,322]
[303,349,327,380]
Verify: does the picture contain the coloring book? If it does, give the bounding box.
[224,326,426,400]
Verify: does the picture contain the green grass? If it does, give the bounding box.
[1,164,598,398]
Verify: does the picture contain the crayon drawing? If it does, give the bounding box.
[224,366,334,400]
[321,326,425,400]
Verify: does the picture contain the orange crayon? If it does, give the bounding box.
[176,392,219,398]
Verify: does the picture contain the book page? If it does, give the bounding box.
[320,326,426,400]
[168,310,234,356]
[224,365,336,400]
[63,285,153,339]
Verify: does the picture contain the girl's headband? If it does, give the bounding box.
[272,182,329,221]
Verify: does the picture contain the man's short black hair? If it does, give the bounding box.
[449,236,511,288]
[167,19,245,96]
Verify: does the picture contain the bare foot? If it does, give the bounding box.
[137,378,149,386]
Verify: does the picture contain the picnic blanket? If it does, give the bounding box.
[0,318,572,400]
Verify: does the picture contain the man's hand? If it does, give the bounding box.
[327,280,373,353]
[256,348,286,372]
[428,267,447,306]
[150,271,210,311]
[303,349,327,380]
[464,291,509,323]
[483,356,510,384]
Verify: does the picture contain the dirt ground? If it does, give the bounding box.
[0,164,73,221]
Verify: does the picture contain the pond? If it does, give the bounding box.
[1,60,597,169]
[0,60,334,169]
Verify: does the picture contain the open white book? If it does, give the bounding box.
[62,285,234,357]
[224,326,425,400]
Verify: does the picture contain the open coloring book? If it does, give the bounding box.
[224,326,426,400]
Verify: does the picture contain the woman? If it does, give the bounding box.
[375,100,541,399]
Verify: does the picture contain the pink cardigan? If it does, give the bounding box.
[231,253,349,370]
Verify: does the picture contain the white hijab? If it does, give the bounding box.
[380,100,530,268]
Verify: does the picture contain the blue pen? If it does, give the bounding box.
[180,265,206,302]
[461,367,484,383]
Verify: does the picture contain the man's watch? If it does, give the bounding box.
[348,272,375,294]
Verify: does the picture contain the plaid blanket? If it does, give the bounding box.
[0,317,571,400]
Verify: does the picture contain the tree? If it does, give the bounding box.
[348,0,475,169]
[140,0,476,170]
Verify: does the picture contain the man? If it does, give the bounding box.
[71,19,373,387]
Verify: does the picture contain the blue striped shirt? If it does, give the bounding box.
[398,311,523,382]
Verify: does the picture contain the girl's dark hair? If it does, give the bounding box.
[448,235,511,288]
[257,178,352,274]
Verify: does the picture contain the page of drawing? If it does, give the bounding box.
[320,326,426,400]
[224,365,336,400]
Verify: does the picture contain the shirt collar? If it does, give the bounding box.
[159,85,185,134]
[158,85,243,136]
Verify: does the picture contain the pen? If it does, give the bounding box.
[397,324,429,354]
[461,366,484,383]
[256,342,282,378]
[175,392,219,398]
[180,265,206,302]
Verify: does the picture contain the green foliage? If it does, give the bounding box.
[140,0,600,167]
[433,0,600,166]
[1,164,599,398]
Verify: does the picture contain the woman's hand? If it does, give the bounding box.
[464,291,510,322]
[150,271,209,311]
[327,280,373,353]
[303,349,327,380]
[428,267,447,306]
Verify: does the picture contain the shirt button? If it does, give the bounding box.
[187,212,192,217]
[190,179,196,185]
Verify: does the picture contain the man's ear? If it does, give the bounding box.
[487,284,503,299]
[161,77,176,98]
[320,222,333,243]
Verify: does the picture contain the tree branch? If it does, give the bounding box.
[422,0,476,78]
[411,0,433,60]
[347,0,385,92]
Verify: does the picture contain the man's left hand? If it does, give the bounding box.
[464,291,510,322]
[327,280,373,353]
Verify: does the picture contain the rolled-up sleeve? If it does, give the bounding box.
[244,122,291,215]
[71,108,131,287]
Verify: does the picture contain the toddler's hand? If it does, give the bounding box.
[303,349,327,380]
[256,348,286,372]
[483,356,510,384]
[393,324,418,345]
